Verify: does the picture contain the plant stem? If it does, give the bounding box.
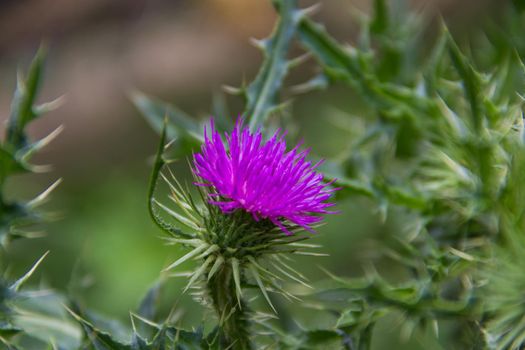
[358,324,373,350]
[207,262,252,350]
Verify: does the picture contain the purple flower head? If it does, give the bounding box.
[192,119,338,235]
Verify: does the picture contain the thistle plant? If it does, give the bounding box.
[0,46,62,248]
[3,0,525,349]
[137,0,525,349]
[0,48,84,349]
[149,118,337,349]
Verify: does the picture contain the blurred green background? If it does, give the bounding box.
[0,0,510,348]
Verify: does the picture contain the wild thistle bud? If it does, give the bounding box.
[151,119,338,349]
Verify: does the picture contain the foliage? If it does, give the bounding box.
[3,0,525,349]
[0,47,83,349]
[0,46,62,247]
[135,0,525,349]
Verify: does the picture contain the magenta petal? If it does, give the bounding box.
[193,119,339,234]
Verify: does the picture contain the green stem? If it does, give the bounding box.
[358,324,373,350]
[244,0,299,131]
[207,263,252,350]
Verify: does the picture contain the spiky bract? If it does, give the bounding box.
[153,171,322,349]
[157,170,317,303]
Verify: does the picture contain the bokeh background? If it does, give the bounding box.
[0,0,508,348]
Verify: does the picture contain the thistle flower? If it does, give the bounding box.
[149,119,338,349]
[192,119,338,235]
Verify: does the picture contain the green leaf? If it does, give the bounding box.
[9,251,49,292]
[231,257,243,308]
[150,326,206,350]
[132,91,203,156]
[305,329,343,347]
[183,255,214,292]
[332,177,375,199]
[164,244,209,272]
[6,45,47,149]
[0,322,22,339]
[0,196,53,247]
[0,146,26,181]
[131,333,149,350]
[298,16,437,121]
[0,336,19,350]
[0,46,62,248]
[0,47,60,184]
[446,30,483,131]
[16,125,63,172]
[172,328,205,350]
[13,293,82,349]
[137,280,163,323]
[147,121,193,239]
[248,263,276,313]
[207,255,224,282]
[369,0,388,34]
[66,307,132,350]
[298,19,373,94]
[244,0,300,130]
